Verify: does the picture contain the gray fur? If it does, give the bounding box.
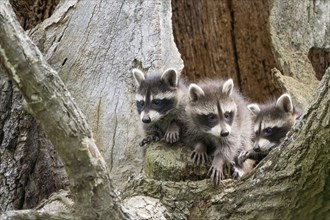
[189,83,205,101]
[239,93,300,165]
[132,68,145,86]
[276,93,293,113]
[184,79,253,184]
[248,103,261,116]
[161,68,178,87]
[132,68,188,146]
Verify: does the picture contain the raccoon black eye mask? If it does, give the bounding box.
[132,68,188,146]
[185,78,254,184]
[238,93,300,165]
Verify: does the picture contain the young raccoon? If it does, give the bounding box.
[132,68,187,147]
[185,79,254,184]
[238,93,300,164]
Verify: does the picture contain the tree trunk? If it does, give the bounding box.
[0,0,68,212]
[0,1,128,219]
[0,46,68,212]
[0,0,329,219]
[27,0,183,191]
[172,0,324,107]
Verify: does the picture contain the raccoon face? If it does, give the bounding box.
[248,94,297,152]
[187,79,237,138]
[132,68,179,124]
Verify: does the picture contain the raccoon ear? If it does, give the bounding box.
[189,83,205,102]
[276,93,293,113]
[248,104,261,116]
[161,68,178,87]
[132,69,145,86]
[222,79,234,96]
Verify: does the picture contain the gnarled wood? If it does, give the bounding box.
[0,2,127,219]
[0,0,329,219]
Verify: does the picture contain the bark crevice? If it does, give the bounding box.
[226,0,242,90]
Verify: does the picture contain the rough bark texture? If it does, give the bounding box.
[269,0,328,107]
[0,0,329,219]
[28,0,183,191]
[172,0,280,102]
[172,0,322,106]
[308,47,330,80]
[0,2,127,219]
[143,142,209,181]
[0,78,68,210]
[10,0,59,30]
[0,0,67,212]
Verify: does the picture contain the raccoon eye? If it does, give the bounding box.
[137,100,144,107]
[264,127,273,135]
[224,112,232,119]
[207,114,216,121]
[152,99,162,105]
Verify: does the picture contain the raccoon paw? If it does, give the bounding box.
[231,164,242,180]
[163,123,180,144]
[163,130,179,144]
[139,135,160,146]
[237,150,250,166]
[232,170,240,180]
[191,150,208,166]
[208,166,224,185]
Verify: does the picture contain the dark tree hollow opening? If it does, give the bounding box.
[308,47,330,80]
[10,0,60,30]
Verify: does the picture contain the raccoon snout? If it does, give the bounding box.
[142,115,151,123]
[220,130,229,137]
[253,145,261,152]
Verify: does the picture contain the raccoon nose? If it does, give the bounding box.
[253,145,261,152]
[220,130,229,137]
[142,115,151,123]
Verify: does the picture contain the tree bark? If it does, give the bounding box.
[172,0,323,107]
[0,2,127,219]
[0,0,67,212]
[27,0,183,191]
[0,0,329,219]
[9,0,59,30]
[0,48,67,212]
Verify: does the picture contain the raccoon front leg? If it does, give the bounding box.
[139,126,162,147]
[208,154,225,185]
[238,149,268,165]
[191,142,208,166]
[231,161,241,180]
[139,135,160,146]
[232,159,255,180]
[163,120,180,144]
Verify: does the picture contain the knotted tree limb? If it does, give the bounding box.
[0,2,128,219]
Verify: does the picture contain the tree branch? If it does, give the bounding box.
[0,2,128,219]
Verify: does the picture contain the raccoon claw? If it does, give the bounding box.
[230,163,240,180]
[232,170,240,180]
[163,130,179,144]
[237,150,250,166]
[164,122,180,144]
[208,166,224,185]
[191,151,208,166]
[139,135,160,146]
